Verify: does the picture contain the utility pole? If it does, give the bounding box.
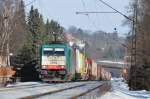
[130,0,138,89]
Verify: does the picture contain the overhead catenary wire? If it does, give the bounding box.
[80,0,99,30]
[92,0,102,30]
[78,0,122,31]
[94,0,116,32]
[97,0,133,22]
[76,11,117,14]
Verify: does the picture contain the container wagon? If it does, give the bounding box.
[75,49,86,80]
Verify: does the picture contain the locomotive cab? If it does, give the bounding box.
[40,43,70,81]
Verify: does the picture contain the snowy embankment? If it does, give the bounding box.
[98,78,150,99]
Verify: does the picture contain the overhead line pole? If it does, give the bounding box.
[131,0,138,89]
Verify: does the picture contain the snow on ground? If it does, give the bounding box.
[6,82,43,87]
[0,81,103,99]
[98,78,150,99]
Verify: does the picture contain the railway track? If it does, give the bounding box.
[21,83,86,99]
[22,81,110,99]
[0,81,110,99]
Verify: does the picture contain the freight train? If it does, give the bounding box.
[39,41,111,82]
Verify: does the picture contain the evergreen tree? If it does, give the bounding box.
[45,19,64,42]
[14,5,65,66]
[27,6,45,60]
[45,19,53,42]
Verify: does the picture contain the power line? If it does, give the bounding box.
[78,0,128,31]
[97,0,133,22]
[80,0,99,29]
[96,0,116,32]
[87,14,99,29]
[93,0,102,28]
[92,0,116,33]
[81,0,86,11]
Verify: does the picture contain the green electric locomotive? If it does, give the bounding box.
[39,42,74,81]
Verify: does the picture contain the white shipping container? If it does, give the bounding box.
[75,49,80,73]
[92,60,97,79]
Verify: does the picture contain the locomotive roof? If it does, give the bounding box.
[41,42,69,48]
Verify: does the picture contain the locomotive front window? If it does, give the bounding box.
[54,48,65,56]
[43,51,53,55]
[43,48,53,55]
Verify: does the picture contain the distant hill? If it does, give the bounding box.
[67,26,125,60]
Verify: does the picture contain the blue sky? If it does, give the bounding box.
[25,0,130,36]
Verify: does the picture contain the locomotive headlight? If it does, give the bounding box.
[42,65,47,69]
[61,66,64,69]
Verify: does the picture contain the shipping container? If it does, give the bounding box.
[90,60,102,80]
[92,60,97,80]
[75,49,86,79]
[75,49,80,73]
[100,68,111,80]
[101,68,105,80]
[79,52,86,77]
[96,64,101,80]
[85,58,92,80]
[70,47,76,75]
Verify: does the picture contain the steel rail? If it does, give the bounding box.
[21,82,110,99]
[20,84,86,99]
[70,82,109,99]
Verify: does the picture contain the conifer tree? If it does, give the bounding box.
[45,19,64,42]
[15,5,65,66]
[27,6,45,60]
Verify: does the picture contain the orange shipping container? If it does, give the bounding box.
[91,61,101,80]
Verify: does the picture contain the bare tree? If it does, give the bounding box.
[0,0,16,66]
